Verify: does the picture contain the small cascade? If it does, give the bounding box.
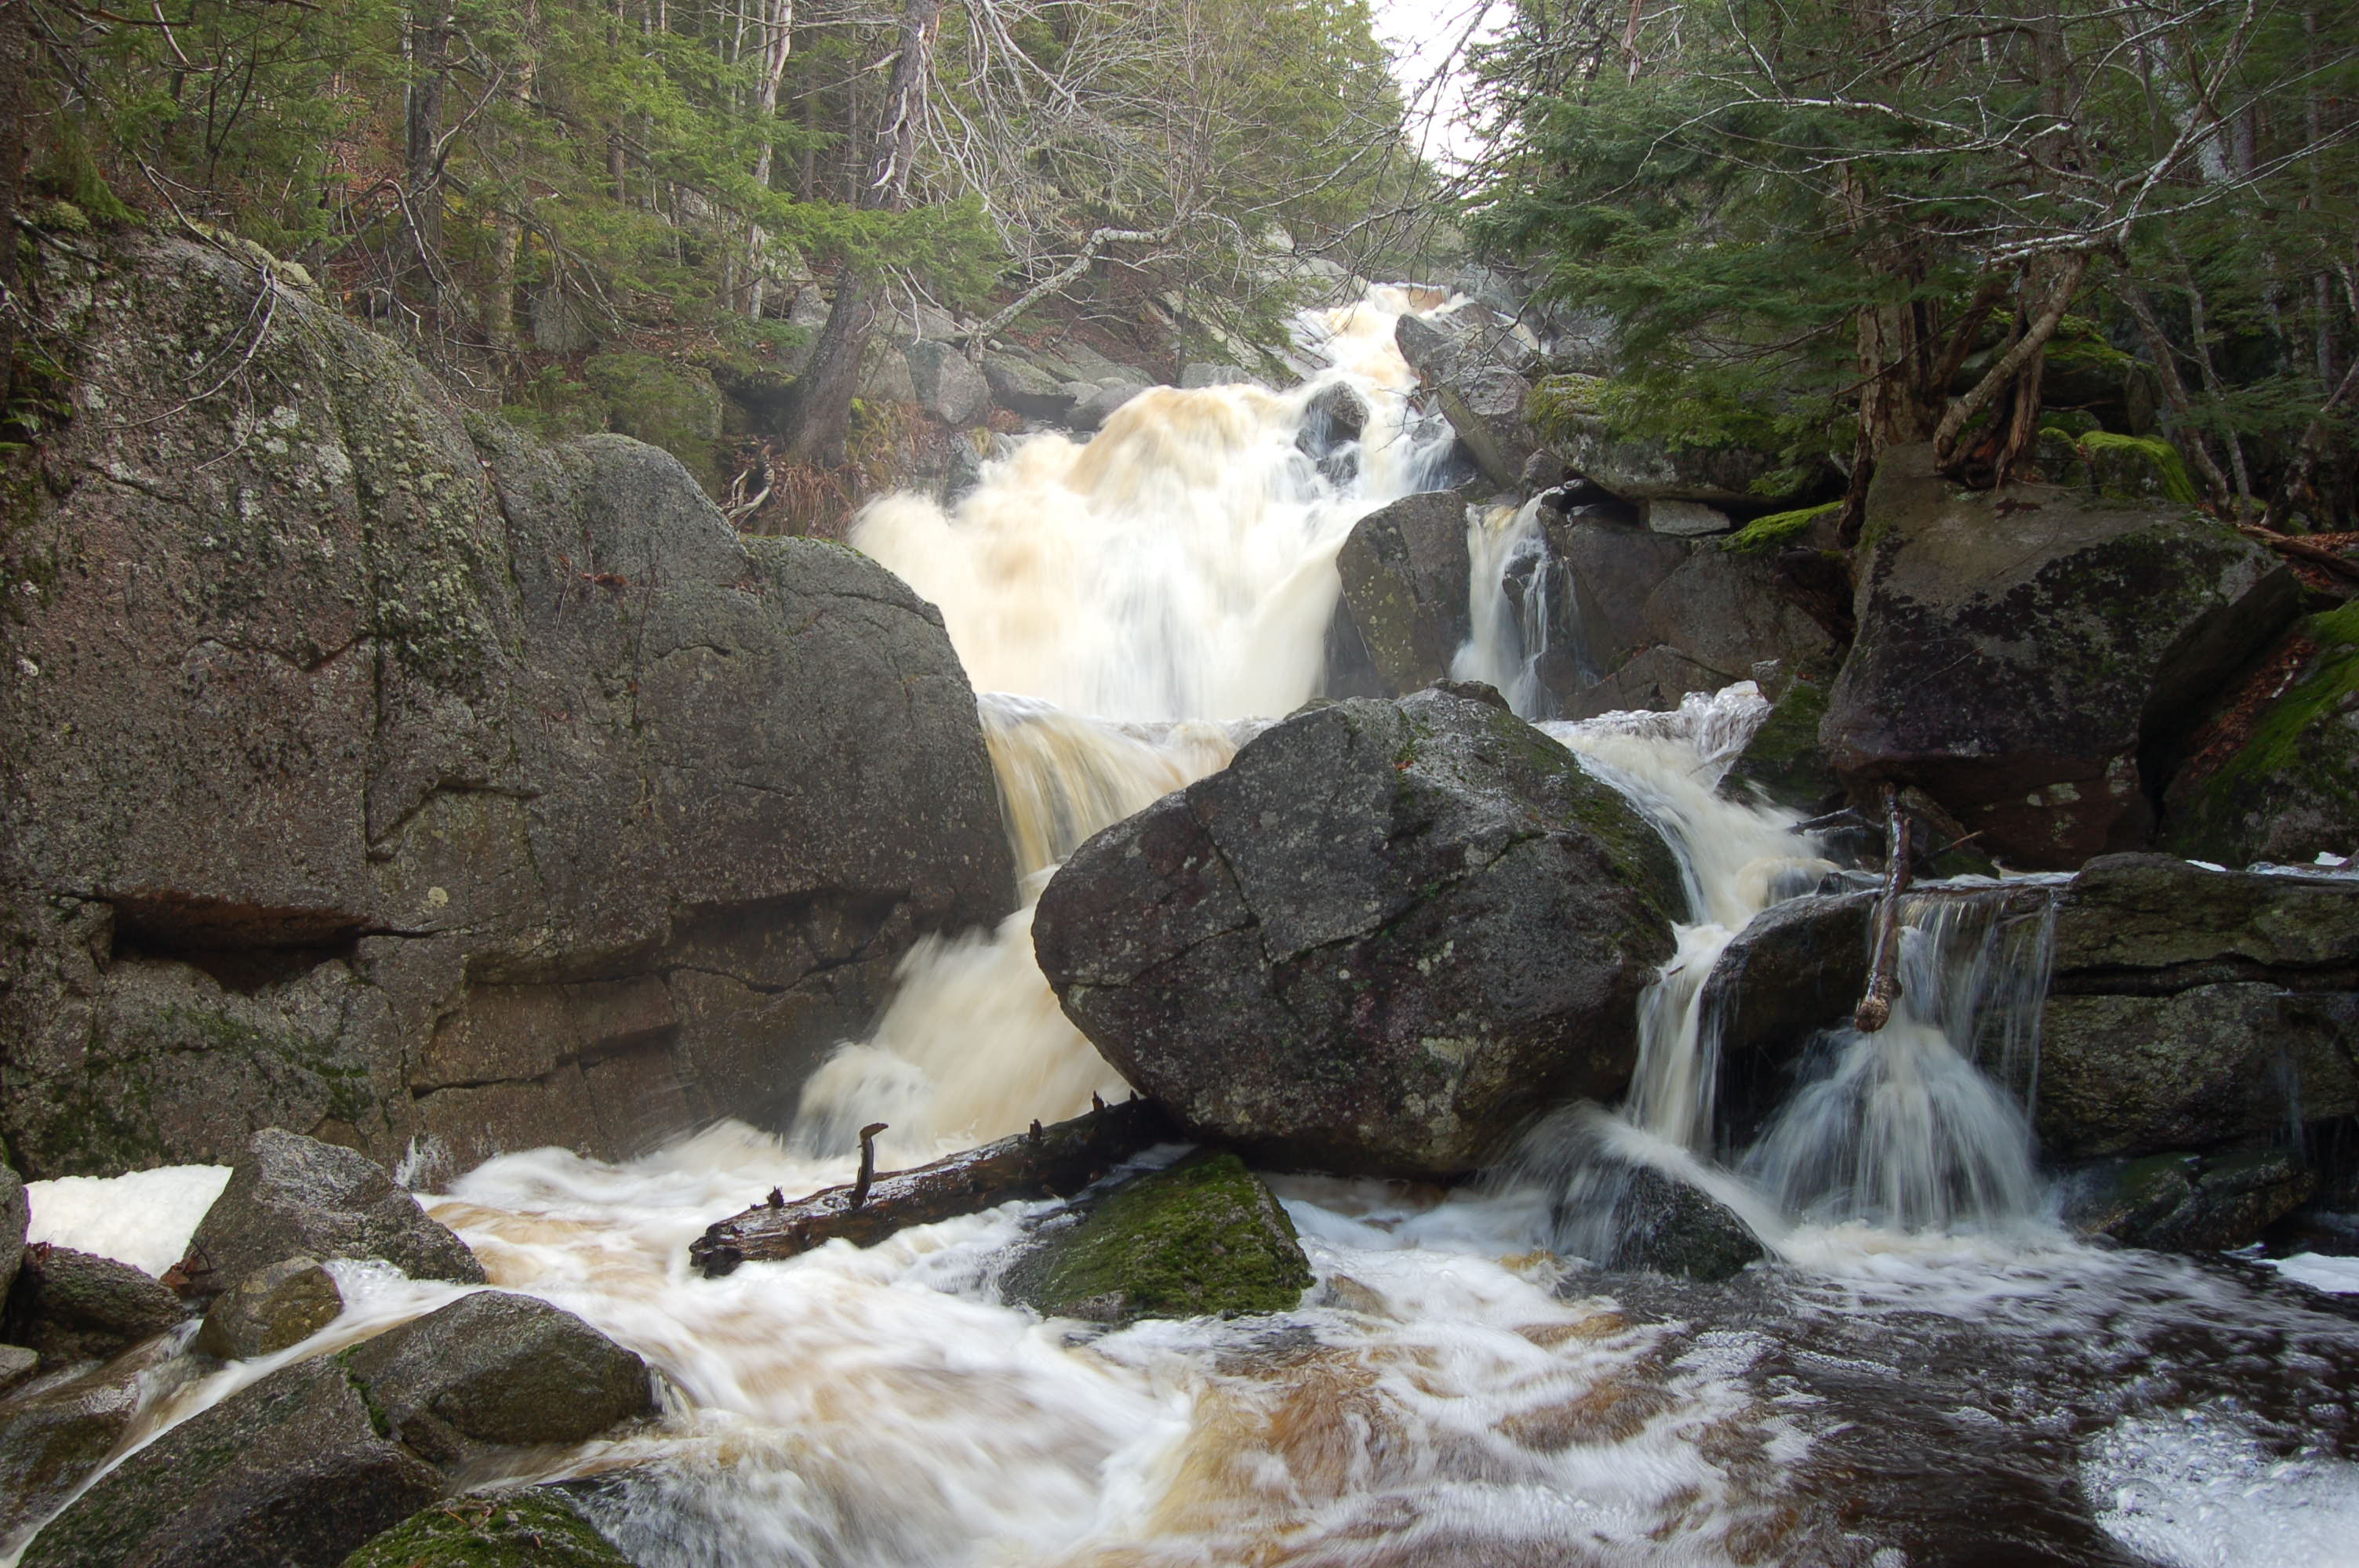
[1450,499,1556,717]
[1741,887,2058,1231]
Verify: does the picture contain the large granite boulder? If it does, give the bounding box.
[2,1245,190,1365]
[1332,492,1474,695]
[2037,855,2359,1160]
[1398,310,1539,490]
[1525,374,1785,505]
[0,1341,202,1547]
[1000,1151,1312,1326]
[193,1257,343,1360]
[2162,605,2359,867]
[1034,687,1683,1176]
[1822,445,2295,867]
[184,1129,483,1298]
[18,1292,650,1567]
[903,340,990,427]
[0,232,1012,1177]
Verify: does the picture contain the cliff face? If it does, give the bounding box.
[0,233,1013,1178]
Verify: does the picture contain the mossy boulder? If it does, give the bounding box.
[1721,676,1837,813]
[340,1491,633,1568]
[194,1257,343,1360]
[2058,1148,2317,1253]
[2163,604,2359,866]
[1034,687,1682,1177]
[1525,375,1787,506]
[1331,492,1474,695]
[1823,444,2296,867]
[1002,1152,1312,1325]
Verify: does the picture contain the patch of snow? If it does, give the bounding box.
[25,1165,232,1277]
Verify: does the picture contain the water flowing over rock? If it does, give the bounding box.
[0,1340,202,1548]
[1823,444,2297,867]
[191,1257,342,1360]
[1395,308,1539,491]
[1034,687,1683,1177]
[184,1129,483,1296]
[0,232,1012,1177]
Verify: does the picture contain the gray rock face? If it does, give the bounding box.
[1398,310,1537,490]
[1070,381,1150,431]
[2059,1148,2317,1253]
[17,1290,649,1566]
[3,1246,190,1364]
[1639,550,1836,688]
[1823,445,2296,867]
[0,1341,202,1546]
[1034,688,1683,1177]
[1298,383,1369,488]
[184,1130,485,1297]
[0,233,1012,1177]
[1695,890,1876,1142]
[903,340,990,426]
[193,1257,342,1360]
[1332,492,1474,695]
[980,352,1074,421]
[856,339,918,404]
[17,1356,444,1568]
[1180,362,1257,389]
[1642,499,1732,537]
[340,1291,652,1462]
[1,1163,23,1305]
[1601,1167,1765,1281]
[2037,855,2359,1160]
[0,1345,33,1397]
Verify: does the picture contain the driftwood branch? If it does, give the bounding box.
[1853,784,1914,1033]
[2236,520,2359,585]
[689,1096,1177,1276]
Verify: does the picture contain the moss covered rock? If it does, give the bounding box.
[340,1491,631,1568]
[1332,492,1474,695]
[2163,604,2359,866]
[1721,676,1837,813]
[1034,687,1682,1177]
[2058,1147,2316,1254]
[1002,1152,1311,1325]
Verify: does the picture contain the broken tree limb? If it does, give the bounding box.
[2234,521,2359,586]
[689,1096,1179,1277]
[1852,784,1914,1034]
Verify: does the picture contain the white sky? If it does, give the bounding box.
[1371,0,1505,169]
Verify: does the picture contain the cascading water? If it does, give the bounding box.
[15,285,2359,1568]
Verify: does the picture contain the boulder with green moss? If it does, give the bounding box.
[1001,1152,1312,1324]
[1822,444,2296,867]
[0,231,1011,1178]
[1034,687,1683,1177]
[1525,374,1787,506]
[1331,492,1474,695]
[341,1491,633,1568]
[2058,1148,2316,1254]
[1721,676,1838,814]
[2163,605,2359,866]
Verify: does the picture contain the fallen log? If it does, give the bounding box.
[1852,783,1914,1034]
[689,1095,1180,1276]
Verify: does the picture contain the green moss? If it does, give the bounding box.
[2041,427,2201,507]
[1525,372,1608,441]
[1002,1151,1312,1325]
[2168,604,2359,859]
[340,1492,631,1568]
[1723,679,1836,813]
[1719,501,1839,554]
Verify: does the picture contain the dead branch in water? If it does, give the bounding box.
[1853,784,1914,1033]
[689,1096,1178,1276]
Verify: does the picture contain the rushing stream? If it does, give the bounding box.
[16,288,2359,1567]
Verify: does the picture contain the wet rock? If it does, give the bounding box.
[1,1162,23,1303]
[340,1291,652,1462]
[1070,381,1150,431]
[0,1340,201,1544]
[2037,855,2359,1160]
[1181,362,1257,389]
[980,352,1075,421]
[1721,676,1840,814]
[1823,445,2298,867]
[1525,374,1784,506]
[1001,1152,1312,1325]
[904,340,990,427]
[1640,550,1836,687]
[1642,499,1732,537]
[17,1356,444,1568]
[2060,1148,2317,1253]
[1332,492,1474,695]
[1600,1167,1764,1281]
[340,1489,634,1568]
[184,1129,484,1298]
[1696,891,1875,1137]
[2163,607,2359,867]
[194,1257,343,1360]
[1034,688,1683,1177]
[1539,518,1691,684]
[2,232,1012,1176]
[1297,383,1369,488]
[3,1245,190,1364]
[1558,646,1727,721]
[0,1345,34,1396]
[1398,310,1539,490]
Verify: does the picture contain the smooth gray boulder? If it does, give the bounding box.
[1034,688,1682,1177]
[1822,445,2296,866]
[3,1246,189,1364]
[980,351,1074,420]
[1,232,1012,1177]
[0,1341,202,1545]
[184,1130,484,1298]
[1180,361,1257,388]
[905,339,990,426]
[1,1163,23,1305]
[193,1257,342,1360]
[1070,381,1150,431]
[340,1291,652,1462]
[1331,492,1474,695]
[1398,310,1537,490]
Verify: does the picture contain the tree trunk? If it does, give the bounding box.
[689,1097,1177,1275]
[405,6,453,301]
[777,0,941,468]
[0,0,29,408]
[1933,250,2090,477]
[484,6,540,359]
[742,0,794,318]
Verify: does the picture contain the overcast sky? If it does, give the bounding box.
[1370,0,1503,168]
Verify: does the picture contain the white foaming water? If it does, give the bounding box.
[24,1164,231,1276]
[2085,1408,2359,1568]
[1451,498,1554,717]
